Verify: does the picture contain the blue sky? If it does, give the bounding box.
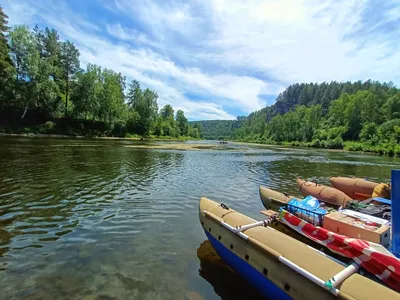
[2,0,400,120]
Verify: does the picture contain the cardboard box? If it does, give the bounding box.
[323,211,390,247]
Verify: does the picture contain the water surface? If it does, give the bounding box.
[0,137,398,299]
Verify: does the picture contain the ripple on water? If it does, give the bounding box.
[0,138,397,299]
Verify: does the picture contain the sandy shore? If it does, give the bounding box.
[0,133,196,142]
[125,143,237,151]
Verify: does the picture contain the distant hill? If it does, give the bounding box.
[236,80,397,138]
[189,120,238,140]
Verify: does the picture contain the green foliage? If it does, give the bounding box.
[0,8,195,140]
[189,120,236,140]
[263,105,322,143]
[154,116,163,137]
[160,104,174,120]
[0,6,14,109]
[344,141,400,156]
[176,110,188,136]
[60,40,79,113]
[378,119,400,143]
[126,80,158,137]
[383,93,400,120]
[230,81,399,156]
[39,120,56,133]
[325,137,344,149]
[71,64,102,119]
[359,122,378,142]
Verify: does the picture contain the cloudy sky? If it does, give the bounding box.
[2,0,399,120]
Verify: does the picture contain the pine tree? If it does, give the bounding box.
[60,40,80,114]
[0,5,15,109]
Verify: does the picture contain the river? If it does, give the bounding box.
[0,137,398,299]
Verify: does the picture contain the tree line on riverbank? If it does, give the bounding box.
[235,81,400,155]
[0,6,202,139]
[195,81,400,156]
[189,120,238,140]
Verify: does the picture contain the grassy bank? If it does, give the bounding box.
[233,138,400,157]
[0,121,201,141]
[0,125,201,142]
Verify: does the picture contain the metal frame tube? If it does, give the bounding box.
[325,263,359,289]
[279,257,340,296]
[234,220,271,232]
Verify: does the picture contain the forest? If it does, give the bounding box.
[189,120,238,140]
[0,6,201,139]
[198,81,399,155]
[232,81,400,155]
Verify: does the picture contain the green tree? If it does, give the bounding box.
[126,80,158,136]
[9,25,40,118]
[188,125,199,138]
[160,104,175,136]
[359,122,378,142]
[98,68,125,125]
[193,122,203,138]
[60,40,80,114]
[176,109,188,136]
[126,80,142,108]
[33,26,61,81]
[160,104,174,120]
[0,5,14,109]
[71,64,102,119]
[379,119,400,143]
[383,93,400,120]
[154,116,163,136]
[161,122,174,137]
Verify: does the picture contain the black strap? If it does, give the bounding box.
[221,203,229,210]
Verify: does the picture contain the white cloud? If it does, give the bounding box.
[106,23,163,49]
[2,0,399,120]
[206,0,400,83]
[113,0,205,39]
[2,1,37,25]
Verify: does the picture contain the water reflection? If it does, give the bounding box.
[0,137,398,299]
[197,240,264,300]
[0,138,186,260]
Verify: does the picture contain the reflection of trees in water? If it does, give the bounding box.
[0,139,185,257]
[196,240,265,300]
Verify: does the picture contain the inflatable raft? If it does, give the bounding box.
[330,177,379,201]
[297,179,351,207]
[259,186,294,211]
[199,197,399,300]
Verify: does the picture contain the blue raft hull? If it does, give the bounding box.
[205,231,292,300]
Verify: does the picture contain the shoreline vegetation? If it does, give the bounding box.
[0,132,398,157]
[125,143,236,151]
[0,132,198,141]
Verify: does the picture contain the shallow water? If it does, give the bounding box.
[0,137,398,299]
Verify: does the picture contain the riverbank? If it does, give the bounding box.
[125,143,237,151]
[0,118,200,141]
[232,139,400,156]
[0,132,199,142]
[3,131,398,156]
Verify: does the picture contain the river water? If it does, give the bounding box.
[0,137,398,300]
